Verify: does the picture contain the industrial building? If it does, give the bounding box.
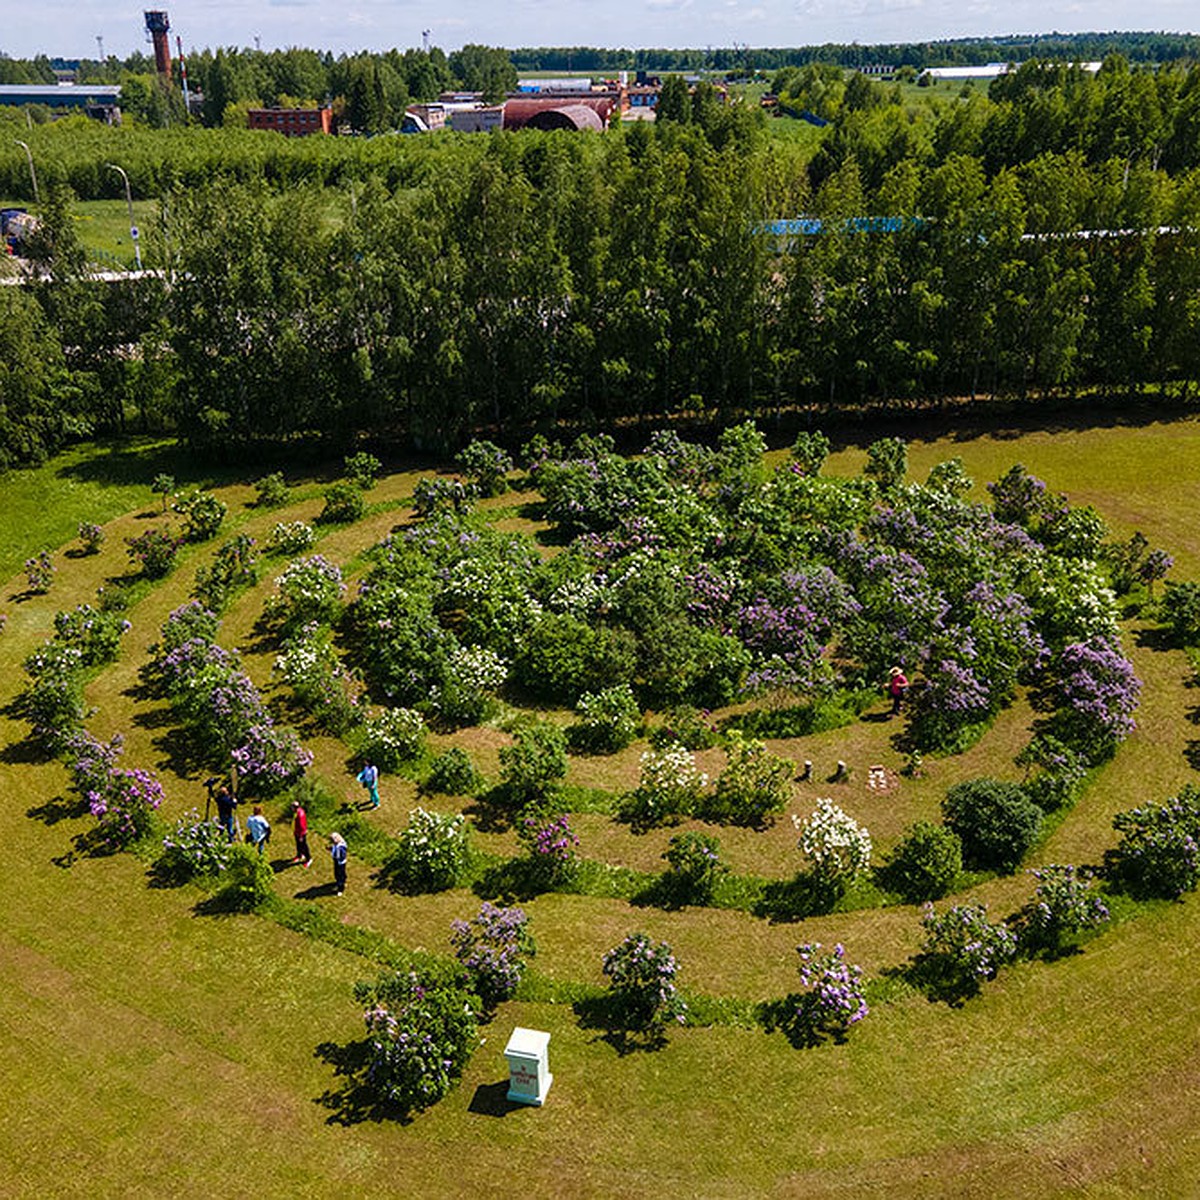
[0,84,122,123]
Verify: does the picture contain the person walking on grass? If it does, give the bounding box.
[329,832,348,896]
[888,666,909,716]
[356,758,380,809]
[292,800,311,867]
[247,805,271,855]
[215,781,238,843]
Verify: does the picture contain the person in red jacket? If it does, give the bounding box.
[292,800,312,867]
[888,666,909,716]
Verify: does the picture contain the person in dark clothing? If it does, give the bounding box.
[214,782,238,842]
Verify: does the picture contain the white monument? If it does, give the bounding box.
[504,1027,552,1106]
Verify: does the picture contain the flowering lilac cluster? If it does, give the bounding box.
[663,831,727,901]
[161,808,233,878]
[20,641,86,752]
[52,604,131,667]
[270,554,345,630]
[576,515,664,563]
[63,730,163,851]
[794,942,868,1039]
[450,902,534,1007]
[520,814,580,882]
[795,799,872,883]
[77,522,105,555]
[150,604,311,795]
[390,808,471,892]
[1053,636,1141,762]
[920,902,1019,983]
[1017,864,1110,951]
[274,622,361,736]
[1109,786,1200,899]
[987,463,1053,528]
[602,932,687,1028]
[24,549,55,593]
[358,970,479,1112]
[683,562,741,630]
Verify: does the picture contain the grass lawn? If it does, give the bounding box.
[3,418,1200,1197]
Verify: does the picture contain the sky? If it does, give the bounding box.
[4,0,1197,61]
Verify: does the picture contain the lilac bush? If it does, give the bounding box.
[63,731,164,852]
[229,723,312,797]
[794,798,872,884]
[160,808,233,879]
[77,522,105,554]
[356,970,479,1113]
[20,642,86,753]
[919,902,1019,995]
[450,903,534,1007]
[623,744,709,828]
[1052,636,1141,762]
[602,933,687,1029]
[1015,864,1110,953]
[24,550,54,593]
[389,808,471,892]
[126,526,182,579]
[52,604,130,667]
[1107,786,1200,899]
[519,814,580,885]
[270,554,345,630]
[663,831,727,902]
[793,942,868,1041]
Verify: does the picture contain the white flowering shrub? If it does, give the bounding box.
[622,744,709,828]
[433,644,509,726]
[361,707,428,772]
[387,807,471,892]
[266,520,316,557]
[271,555,345,630]
[795,798,872,883]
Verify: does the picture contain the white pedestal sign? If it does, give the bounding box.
[504,1026,552,1106]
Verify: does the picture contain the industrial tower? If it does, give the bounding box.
[144,11,171,78]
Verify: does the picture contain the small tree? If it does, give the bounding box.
[254,472,289,508]
[943,778,1043,873]
[320,480,366,524]
[455,439,513,497]
[176,490,227,542]
[151,473,175,511]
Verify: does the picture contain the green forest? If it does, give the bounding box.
[3,52,1200,467]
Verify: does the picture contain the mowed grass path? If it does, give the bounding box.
[2,417,1200,1197]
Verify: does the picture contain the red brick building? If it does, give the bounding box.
[247,107,332,136]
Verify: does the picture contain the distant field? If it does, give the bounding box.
[2,195,161,268]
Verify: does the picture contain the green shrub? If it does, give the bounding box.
[602,933,687,1030]
[1012,864,1110,955]
[253,472,290,508]
[568,684,641,754]
[160,808,233,881]
[218,844,276,910]
[77,521,105,554]
[943,778,1043,873]
[151,472,175,511]
[320,480,366,524]
[345,451,382,490]
[864,436,907,492]
[648,704,719,750]
[514,613,636,703]
[499,720,568,809]
[703,732,793,827]
[1161,581,1200,646]
[426,748,482,796]
[884,821,963,902]
[790,429,830,476]
[663,832,727,903]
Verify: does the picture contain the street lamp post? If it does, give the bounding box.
[106,163,141,271]
[14,140,38,204]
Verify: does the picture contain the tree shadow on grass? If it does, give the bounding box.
[630,873,697,912]
[313,1039,413,1127]
[462,786,519,835]
[27,793,89,827]
[757,996,844,1049]
[572,993,670,1056]
[470,858,548,904]
[751,872,843,923]
[880,957,984,1008]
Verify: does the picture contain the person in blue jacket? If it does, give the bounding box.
[356,759,380,809]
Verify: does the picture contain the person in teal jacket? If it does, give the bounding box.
[356,759,380,809]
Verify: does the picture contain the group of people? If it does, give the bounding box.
[204,758,378,897]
